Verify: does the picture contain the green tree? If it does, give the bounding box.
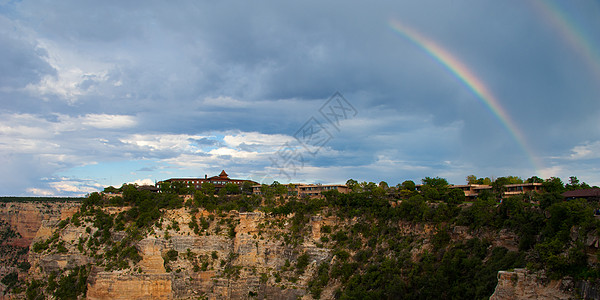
[378,181,389,190]
[84,192,103,207]
[492,177,511,199]
[171,181,193,194]
[466,175,478,184]
[565,176,590,191]
[287,183,298,196]
[398,194,427,221]
[224,183,240,194]
[481,177,493,185]
[504,176,524,184]
[241,181,254,195]
[477,189,494,201]
[296,253,310,273]
[397,180,417,199]
[526,176,544,183]
[270,181,287,196]
[421,177,449,201]
[543,177,565,194]
[421,185,440,201]
[422,177,449,190]
[122,184,140,204]
[103,186,120,193]
[466,175,493,185]
[401,180,416,191]
[201,182,215,195]
[346,179,360,192]
[447,188,465,205]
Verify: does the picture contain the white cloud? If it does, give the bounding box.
[537,165,564,178]
[23,39,116,103]
[26,188,55,196]
[119,133,209,153]
[24,178,103,196]
[222,131,294,148]
[202,96,249,108]
[2,1,600,195]
[80,114,137,129]
[129,178,155,186]
[53,180,102,195]
[568,141,600,160]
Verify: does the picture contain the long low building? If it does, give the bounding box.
[252,183,349,198]
[448,182,543,200]
[157,170,257,190]
[448,184,492,200]
[298,184,349,197]
[562,188,600,201]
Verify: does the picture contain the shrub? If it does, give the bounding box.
[1,272,18,289]
[296,253,310,273]
[164,249,178,263]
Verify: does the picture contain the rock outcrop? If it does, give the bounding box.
[53,208,332,299]
[0,201,80,290]
[6,199,598,300]
[86,270,173,300]
[0,202,78,247]
[490,268,575,300]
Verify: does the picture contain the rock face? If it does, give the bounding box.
[577,280,600,299]
[138,237,167,274]
[24,207,333,299]
[490,269,575,300]
[86,270,173,300]
[7,200,598,300]
[77,210,536,300]
[0,201,80,289]
[0,202,79,247]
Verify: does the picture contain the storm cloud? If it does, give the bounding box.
[1,0,599,195]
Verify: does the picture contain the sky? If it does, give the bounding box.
[1,0,600,196]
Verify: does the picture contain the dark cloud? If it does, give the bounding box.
[0,19,55,90]
[0,1,599,195]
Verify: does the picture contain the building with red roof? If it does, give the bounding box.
[157,170,257,190]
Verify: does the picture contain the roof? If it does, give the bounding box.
[162,178,202,182]
[158,169,257,185]
[504,183,543,187]
[562,188,600,198]
[137,185,160,192]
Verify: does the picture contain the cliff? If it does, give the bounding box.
[80,209,329,299]
[490,269,575,300]
[491,269,600,300]
[2,191,600,299]
[0,201,79,296]
[0,202,79,247]
[17,203,527,299]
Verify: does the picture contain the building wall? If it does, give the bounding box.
[448,183,543,200]
[157,171,257,191]
[252,184,349,198]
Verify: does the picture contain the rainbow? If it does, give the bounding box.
[389,19,545,176]
[530,0,600,83]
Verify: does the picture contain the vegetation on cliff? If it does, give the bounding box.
[3,175,600,299]
[0,197,84,203]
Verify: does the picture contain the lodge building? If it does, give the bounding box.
[447,182,543,200]
[156,170,350,197]
[251,183,350,198]
[158,171,549,200]
[157,170,258,190]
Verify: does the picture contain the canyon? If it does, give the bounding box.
[0,198,596,299]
